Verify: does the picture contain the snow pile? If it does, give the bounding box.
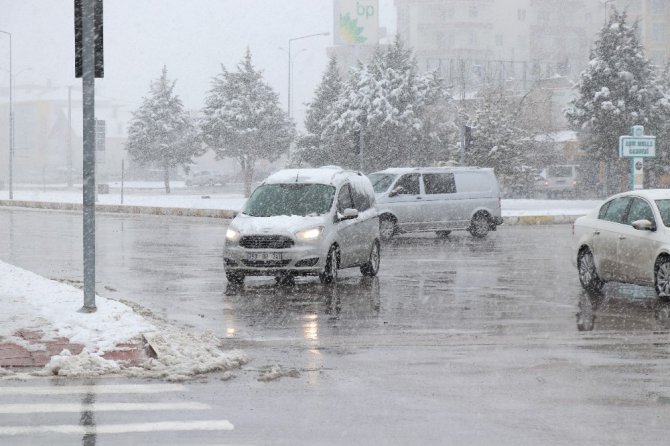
[38,349,121,377]
[0,260,156,354]
[0,260,248,380]
[257,365,300,382]
[130,330,248,382]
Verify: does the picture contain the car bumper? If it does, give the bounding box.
[223,244,326,276]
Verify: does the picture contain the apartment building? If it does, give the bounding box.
[394,0,605,93]
[613,0,670,68]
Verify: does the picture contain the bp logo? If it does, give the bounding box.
[339,12,367,44]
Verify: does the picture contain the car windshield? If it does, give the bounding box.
[547,166,573,177]
[368,173,397,193]
[655,200,670,227]
[243,184,335,217]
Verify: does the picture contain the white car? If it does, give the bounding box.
[572,189,670,297]
[223,167,380,285]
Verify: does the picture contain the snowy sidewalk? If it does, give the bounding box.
[0,260,247,379]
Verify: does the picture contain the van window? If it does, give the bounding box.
[395,174,421,195]
[423,173,456,194]
[337,184,355,212]
[547,166,574,177]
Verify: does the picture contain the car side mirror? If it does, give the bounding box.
[338,208,359,221]
[388,186,405,198]
[632,219,656,231]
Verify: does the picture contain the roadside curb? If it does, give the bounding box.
[502,214,583,225]
[0,200,584,225]
[0,200,237,219]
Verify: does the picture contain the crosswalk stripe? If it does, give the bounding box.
[0,402,210,414]
[0,420,235,435]
[0,383,186,396]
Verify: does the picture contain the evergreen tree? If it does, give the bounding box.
[565,10,668,194]
[295,56,344,167]
[201,49,295,196]
[323,36,453,172]
[125,66,202,194]
[465,88,534,192]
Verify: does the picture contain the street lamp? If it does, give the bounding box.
[288,32,330,120]
[0,30,12,199]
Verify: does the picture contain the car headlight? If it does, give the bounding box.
[295,227,323,241]
[226,228,241,242]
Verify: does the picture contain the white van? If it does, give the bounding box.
[368,167,503,239]
[223,167,380,285]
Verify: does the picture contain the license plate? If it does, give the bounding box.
[247,252,283,261]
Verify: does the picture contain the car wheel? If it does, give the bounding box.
[360,240,380,277]
[468,213,490,238]
[578,248,604,292]
[379,217,396,241]
[655,256,670,299]
[436,230,452,238]
[319,246,339,284]
[226,271,245,285]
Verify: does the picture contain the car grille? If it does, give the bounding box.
[239,235,294,249]
[241,259,291,268]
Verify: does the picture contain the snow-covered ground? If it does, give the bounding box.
[0,260,247,380]
[0,183,602,216]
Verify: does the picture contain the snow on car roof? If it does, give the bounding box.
[263,167,363,186]
[611,189,670,201]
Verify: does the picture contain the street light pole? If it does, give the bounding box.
[0,30,12,199]
[287,32,330,120]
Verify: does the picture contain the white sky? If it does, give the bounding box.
[0,0,396,127]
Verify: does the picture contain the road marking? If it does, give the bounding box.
[0,383,186,396]
[0,402,210,414]
[0,420,235,435]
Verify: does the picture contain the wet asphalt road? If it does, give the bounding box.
[1,208,670,445]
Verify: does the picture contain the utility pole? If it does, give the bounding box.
[75,0,103,313]
[0,30,13,199]
[67,85,73,188]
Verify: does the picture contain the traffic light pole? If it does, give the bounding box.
[80,0,96,312]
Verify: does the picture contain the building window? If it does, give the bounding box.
[469,31,477,45]
[518,9,526,21]
[652,0,666,16]
[653,23,666,42]
[469,6,478,18]
[495,33,503,46]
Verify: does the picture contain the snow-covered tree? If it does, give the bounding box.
[324,36,454,172]
[201,49,295,196]
[565,10,669,194]
[294,56,344,167]
[125,66,203,194]
[465,88,535,192]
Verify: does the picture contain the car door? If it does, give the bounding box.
[387,173,425,231]
[421,172,458,230]
[335,183,358,268]
[350,182,378,264]
[617,197,659,284]
[594,196,632,280]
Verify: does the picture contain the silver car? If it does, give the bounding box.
[573,189,670,297]
[223,167,380,285]
[368,167,503,240]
